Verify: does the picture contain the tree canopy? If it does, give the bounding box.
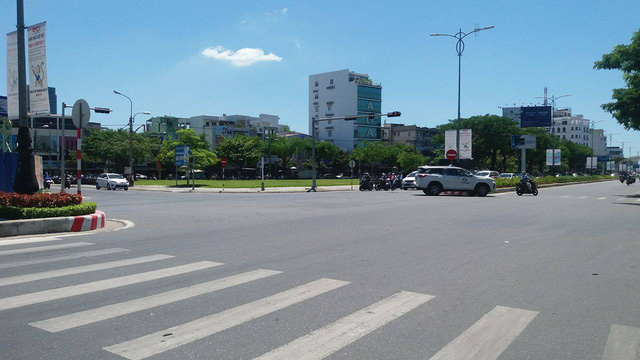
[594,28,640,130]
[156,129,217,170]
[82,129,157,171]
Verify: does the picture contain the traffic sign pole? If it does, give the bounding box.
[220,157,227,192]
[446,149,458,165]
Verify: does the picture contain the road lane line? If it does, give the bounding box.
[598,197,607,200]
[617,198,626,201]
[31,269,282,332]
[103,278,350,360]
[602,324,640,360]
[0,254,174,287]
[255,291,434,360]
[0,236,63,247]
[578,196,588,199]
[0,261,221,311]
[430,306,538,360]
[0,248,130,270]
[0,242,93,256]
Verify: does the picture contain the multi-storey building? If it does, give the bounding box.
[549,108,591,147]
[309,69,382,150]
[382,123,438,153]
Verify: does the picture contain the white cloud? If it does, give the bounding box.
[202,46,282,67]
[294,39,302,49]
[281,8,288,14]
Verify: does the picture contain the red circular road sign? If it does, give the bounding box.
[220,157,228,167]
[445,149,458,161]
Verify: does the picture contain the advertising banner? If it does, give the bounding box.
[27,22,50,116]
[6,31,18,119]
[586,157,598,169]
[444,130,456,154]
[511,135,537,149]
[459,129,472,159]
[546,149,561,166]
[520,106,552,128]
[0,95,7,117]
[175,145,190,167]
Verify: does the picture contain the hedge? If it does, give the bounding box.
[0,192,82,208]
[495,175,613,188]
[0,202,97,220]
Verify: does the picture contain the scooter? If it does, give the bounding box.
[626,176,636,185]
[515,181,538,196]
[359,177,373,191]
[619,173,627,183]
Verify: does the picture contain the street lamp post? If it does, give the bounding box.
[13,0,39,194]
[309,111,401,192]
[113,90,149,186]
[430,25,494,161]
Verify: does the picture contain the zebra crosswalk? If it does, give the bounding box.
[0,236,638,359]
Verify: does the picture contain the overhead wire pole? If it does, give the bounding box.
[430,25,494,162]
[536,93,571,175]
[309,111,402,192]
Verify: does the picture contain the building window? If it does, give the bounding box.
[330,79,333,85]
[563,127,566,132]
[315,81,318,87]
[562,121,567,125]
[314,94,318,99]
[327,130,332,137]
[563,135,566,139]
[314,106,319,113]
[328,120,332,124]
[327,104,332,111]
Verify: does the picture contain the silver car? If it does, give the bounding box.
[96,173,129,190]
[415,166,496,196]
[402,171,418,190]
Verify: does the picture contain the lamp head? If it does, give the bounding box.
[113,90,122,95]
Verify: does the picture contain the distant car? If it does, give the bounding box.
[96,173,129,190]
[415,166,496,196]
[322,173,337,179]
[402,171,418,190]
[499,173,517,179]
[135,173,148,179]
[475,170,500,179]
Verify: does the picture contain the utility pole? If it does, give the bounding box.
[13,0,39,194]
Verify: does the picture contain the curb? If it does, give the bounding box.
[0,210,106,238]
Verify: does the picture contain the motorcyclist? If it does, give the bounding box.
[521,172,532,192]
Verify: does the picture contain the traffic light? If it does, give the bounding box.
[386,111,402,117]
[93,107,112,114]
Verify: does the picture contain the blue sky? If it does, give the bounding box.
[2,0,640,156]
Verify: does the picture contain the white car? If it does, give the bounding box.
[475,170,500,179]
[415,166,496,196]
[402,171,418,189]
[499,173,517,179]
[96,173,129,190]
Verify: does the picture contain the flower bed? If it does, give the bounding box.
[0,192,83,208]
[0,202,97,220]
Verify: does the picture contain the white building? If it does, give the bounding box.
[549,108,591,147]
[309,69,382,150]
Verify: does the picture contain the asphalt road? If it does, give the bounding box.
[1,180,639,360]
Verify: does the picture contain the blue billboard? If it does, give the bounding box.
[520,106,552,128]
[0,96,7,117]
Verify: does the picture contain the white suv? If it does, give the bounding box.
[415,166,496,196]
[96,173,129,190]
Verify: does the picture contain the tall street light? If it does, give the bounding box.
[13,0,39,194]
[113,90,149,186]
[430,25,494,161]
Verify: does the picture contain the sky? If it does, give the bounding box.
[2,0,640,157]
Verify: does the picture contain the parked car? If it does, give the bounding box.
[499,173,517,179]
[135,173,148,179]
[475,170,500,179]
[402,171,418,190]
[415,166,496,196]
[96,173,129,190]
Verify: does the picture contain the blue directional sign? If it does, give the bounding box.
[175,145,190,167]
[520,106,552,128]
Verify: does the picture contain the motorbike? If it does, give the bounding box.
[43,178,53,190]
[626,175,636,185]
[619,173,627,183]
[359,177,373,191]
[515,181,538,196]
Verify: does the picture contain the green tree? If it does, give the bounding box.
[594,28,640,130]
[216,135,262,168]
[156,129,217,170]
[82,129,157,172]
[397,151,425,172]
[268,137,303,171]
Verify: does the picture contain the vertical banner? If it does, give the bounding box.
[546,149,561,166]
[444,130,456,154]
[586,157,597,169]
[27,22,50,116]
[6,31,19,119]
[459,129,472,159]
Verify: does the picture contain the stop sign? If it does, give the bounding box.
[220,157,228,167]
[446,149,458,161]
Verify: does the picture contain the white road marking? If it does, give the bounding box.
[0,236,62,247]
[598,197,607,200]
[578,196,588,199]
[31,269,282,332]
[602,324,640,360]
[0,242,93,256]
[560,196,572,198]
[0,261,221,311]
[0,248,130,270]
[255,291,434,360]
[103,278,350,360]
[0,254,174,287]
[617,198,626,201]
[430,306,538,360]
[636,199,640,202]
